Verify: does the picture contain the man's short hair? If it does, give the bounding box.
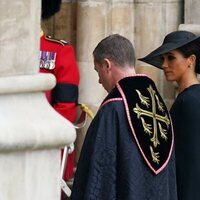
[93,34,135,67]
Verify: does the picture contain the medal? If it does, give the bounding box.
[40,51,56,70]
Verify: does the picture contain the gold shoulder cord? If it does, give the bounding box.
[74,104,94,129]
[45,35,68,46]
[79,103,94,119]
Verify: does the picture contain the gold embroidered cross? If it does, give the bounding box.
[133,85,170,163]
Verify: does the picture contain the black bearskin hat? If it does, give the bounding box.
[42,0,62,19]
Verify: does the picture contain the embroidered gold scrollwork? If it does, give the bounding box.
[133,85,170,164]
[155,94,164,112]
[158,122,168,141]
[136,90,150,107]
[150,146,160,164]
[141,117,152,135]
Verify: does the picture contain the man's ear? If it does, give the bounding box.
[103,58,112,72]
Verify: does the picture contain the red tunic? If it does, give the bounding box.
[40,33,80,181]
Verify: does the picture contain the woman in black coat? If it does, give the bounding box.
[139,30,200,200]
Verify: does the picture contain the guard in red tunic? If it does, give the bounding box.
[40,31,80,179]
[40,0,80,199]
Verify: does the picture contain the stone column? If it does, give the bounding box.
[75,0,135,162]
[135,0,183,108]
[179,0,200,32]
[185,0,200,24]
[179,0,200,81]
[0,0,75,200]
[177,0,200,90]
[179,24,200,34]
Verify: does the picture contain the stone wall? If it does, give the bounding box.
[185,0,200,24]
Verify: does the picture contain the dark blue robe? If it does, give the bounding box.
[71,76,177,200]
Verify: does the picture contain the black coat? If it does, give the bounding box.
[170,84,200,200]
[71,76,177,200]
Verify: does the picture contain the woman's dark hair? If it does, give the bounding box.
[177,40,200,73]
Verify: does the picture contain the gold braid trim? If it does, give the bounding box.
[79,104,94,119]
[45,35,68,46]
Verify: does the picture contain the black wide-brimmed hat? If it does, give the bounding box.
[138,30,200,69]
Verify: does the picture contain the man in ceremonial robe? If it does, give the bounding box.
[71,34,177,200]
